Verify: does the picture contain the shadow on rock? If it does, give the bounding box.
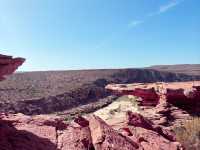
[0,119,57,150]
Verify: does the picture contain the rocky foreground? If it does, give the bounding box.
[0,111,183,150]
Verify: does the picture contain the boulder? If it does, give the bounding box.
[57,125,93,150]
[125,111,183,150]
[88,115,140,150]
[126,111,176,142]
[126,111,154,130]
[125,126,182,150]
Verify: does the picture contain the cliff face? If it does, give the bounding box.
[147,64,200,76]
[0,54,25,81]
[107,82,200,107]
[109,69,200,83]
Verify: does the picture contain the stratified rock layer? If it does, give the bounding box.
[106,82,200,114]
[166,86,200,113]
[106,85,160,106]
[0,54,25,80]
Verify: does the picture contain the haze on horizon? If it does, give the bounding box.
[0,0,199,71]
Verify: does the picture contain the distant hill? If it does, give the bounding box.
[147,64,200,76]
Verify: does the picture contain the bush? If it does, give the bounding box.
[174,117,200,150]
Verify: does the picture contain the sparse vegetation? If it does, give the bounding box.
[174,117,200,150]
[118,95,139,108]
[107,95,139,118]
[109,104,121,115]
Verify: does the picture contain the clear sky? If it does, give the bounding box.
[0,0,199,71]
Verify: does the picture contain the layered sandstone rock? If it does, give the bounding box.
[166,86,200,103]
[106,82,200,110]
[107,86,159,106]
[132,88,159,106]
[0,54,25,80]
[166,86,200,113]
[105,82,199,130]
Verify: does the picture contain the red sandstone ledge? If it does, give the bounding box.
[0,54,25,80]
[106,82,200,109]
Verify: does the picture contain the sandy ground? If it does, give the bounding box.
[93,95,139,128]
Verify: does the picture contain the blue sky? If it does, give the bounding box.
[0,0,199,71]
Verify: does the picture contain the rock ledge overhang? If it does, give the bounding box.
[0,54,25,80]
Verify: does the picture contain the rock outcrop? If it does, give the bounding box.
[89,115,140,150]
[126,111,176,142]
[106,82,200,129]
[0,113,182,150]
[0,54,25,81]
[132,88,159,106]
[106,82,200,112]
[106,86,159,106]
[123,111,183,150]
[166,86,200,113]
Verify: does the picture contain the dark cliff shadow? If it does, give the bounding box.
[169,102,200,117]
[166,88,200,117]
[0,119,58,150]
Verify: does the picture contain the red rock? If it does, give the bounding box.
[111,87,159,106]
[0,113,58,150]
[0,113,94,150]
[126,111,154,130]
[121,127,133,136]
[126,111,177,142]
[126,126,182,150]
[0,112,184,150]
[133,88,159,106]
[88,115,141,150]
[0,54,25,81]
[57,126,93,150]
[124,111,183,150]
[74,116,89,127]
[166,87,200,113]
